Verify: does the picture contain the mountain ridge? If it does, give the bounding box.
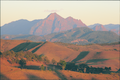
[2,27,119,45]
[1,13,87,36]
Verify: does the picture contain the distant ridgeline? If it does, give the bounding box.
[1,27,119,45]
[1,13,119,45]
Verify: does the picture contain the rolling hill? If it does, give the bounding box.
[1,39,119,71]
[1,27,119,44]
[43,27,119,44]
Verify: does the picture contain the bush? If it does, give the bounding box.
[52,58,56,65]
[11,59,15,64]
[44,57,50,64]
[15,58,19,63]
[70,75,72,78]
[49,69,52,71]
[79,70,83,73]
[0,52,2,57]
[41,65,44,70]
[19,58,26,68]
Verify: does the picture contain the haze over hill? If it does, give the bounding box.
[92,24,107,31]
[1,13,119,44]
[88,24,120,35]
[2,27,119,44]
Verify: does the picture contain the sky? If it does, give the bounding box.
[1,1,120,26]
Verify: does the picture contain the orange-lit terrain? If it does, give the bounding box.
[0,39,120,80]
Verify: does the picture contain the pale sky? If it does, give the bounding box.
[1,1,120,26]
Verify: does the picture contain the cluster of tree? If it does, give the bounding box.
[65,62,112,73]
[0,51,50,64]
[57,60,67,70]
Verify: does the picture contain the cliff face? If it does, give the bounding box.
[29,13,87,36]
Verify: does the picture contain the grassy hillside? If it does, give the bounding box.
[1,39,119,71]
[1,39,31,52]
[1,59,119,80]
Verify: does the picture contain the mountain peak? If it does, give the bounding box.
[46,13,62,20]
[92,24,107,31]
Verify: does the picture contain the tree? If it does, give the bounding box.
[65,62,77,71]
[108,67,111,71]
[105,67,111,71]
[52,58,56,65]
[0,52,2,57]
[78,63,88,69]
[19,58,26,68]
[44,56,50,64]
[41,65,44,70]
[78,63,89,73]
[38,56,42,61]
[57,60,67,70]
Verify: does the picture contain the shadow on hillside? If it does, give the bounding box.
[14,65,40,70]
[11,42,42,52]
[86,59,108,64]
[54,70,67,80]
[25,65,41,70]
[0,73,10,80]
[70,77,97,80]
[72,51,89,62]
[32,42,46,53]
[91,77,97,80]
[47,64,67,80]
[26,74,44,80]
[48,64,62,70]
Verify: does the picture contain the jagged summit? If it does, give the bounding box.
[46,13,63,20]
[92,24,107,31]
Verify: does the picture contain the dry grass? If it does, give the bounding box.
[60,70,119,80]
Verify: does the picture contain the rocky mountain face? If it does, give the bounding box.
[29,13,87,36]
[92,24,107,31]
[1,13,87,36]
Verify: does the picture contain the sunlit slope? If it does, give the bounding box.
[10,41,79,62]
[32,42,80,62]
[2,39,119,71]
[55,42,120,71]
[1,39,31,52]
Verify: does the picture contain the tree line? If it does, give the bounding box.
[0,51,112,73]
[0,50,50,64]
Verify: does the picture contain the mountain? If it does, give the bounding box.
[1,13,87,36]
[104,24,120,35]
[88,24,120,35]
[104,24,119,30]
[29,13,87,36]
[92,24,107,31]
[2,27,119,44]
[88,23,100,28]
[43,27,119,44]
[1,19,41,35]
